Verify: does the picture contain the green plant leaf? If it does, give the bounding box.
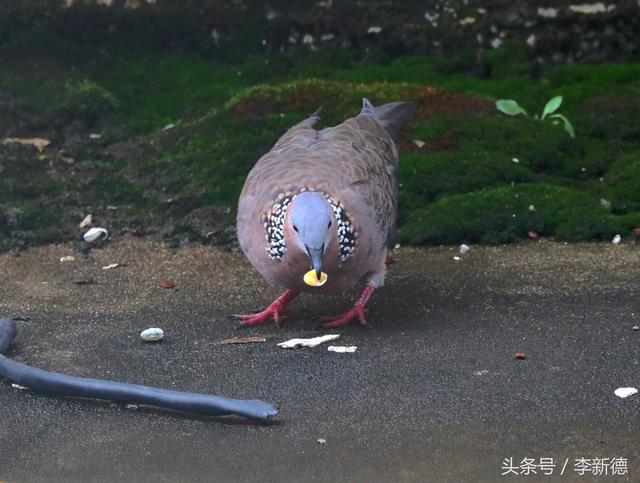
[548,113,575,138]
[496,99,527,117]
[541,95,563,119]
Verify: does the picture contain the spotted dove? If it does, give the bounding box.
[235,98,415,328]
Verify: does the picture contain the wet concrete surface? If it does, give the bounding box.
[0,237,638,482]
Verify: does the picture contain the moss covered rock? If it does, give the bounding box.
[399,184,640,244]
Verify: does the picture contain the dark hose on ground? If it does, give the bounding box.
[0,318,278,421]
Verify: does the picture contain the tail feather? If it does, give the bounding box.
[361,98,416,139]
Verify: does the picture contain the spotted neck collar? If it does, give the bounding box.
[263,191,357,262]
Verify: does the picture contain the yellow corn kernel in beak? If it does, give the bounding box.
[303,269,328,287]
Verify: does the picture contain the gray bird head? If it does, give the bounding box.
[288,192,334,278]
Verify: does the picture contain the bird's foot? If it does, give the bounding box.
[318,283,376,329]
[234,289,299,328]
[320,306,370,329]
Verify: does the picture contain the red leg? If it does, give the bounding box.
[321,284,376,329]
[234,289,299,327]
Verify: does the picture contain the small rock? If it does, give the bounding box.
[514,352,527,360]
[158,279,175,289]
[367,26,383,34]
[412,139,426,148]
[528,231,540,240]
[89,133,102,139]
[459,244,471,254]
[453,256,461,261]
[83,227,108,243]
[60,255,76,263]
[633,326,639,331]
[317,438,327,445]
[528,204,536,212]
[140,327,164,342]
[512,157,519,163]
[612,234,621,245]
[614,387,638,399]
[394,243,400,250]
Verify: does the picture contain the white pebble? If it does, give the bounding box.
[60,255,76,263]
[140,327,164,342]
[614,387,638,398]
[459,244,471,254]
[83,227,108,243]
[317,438,327,445]
[453,256,461,261]
[612,234,621,245]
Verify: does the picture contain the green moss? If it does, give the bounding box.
[604,151,640,214]
[50,78,118,124]
[399,184,640,244]
[409,113,580,174]
[97,52,254,134]
[399,151,536,212]
[90,176,143,203]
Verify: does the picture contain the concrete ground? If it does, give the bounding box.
[0,237,638,482]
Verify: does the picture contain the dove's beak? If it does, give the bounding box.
[306,245,324,280]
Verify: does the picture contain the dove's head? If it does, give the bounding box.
[287,191,334,281]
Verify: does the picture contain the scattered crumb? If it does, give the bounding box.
[277,334,339,349]
[473,370,490,376]
[327,345,358,353]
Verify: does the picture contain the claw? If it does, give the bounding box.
[321,305,370,329]
[233,289,299,328]
[318,284,376,329]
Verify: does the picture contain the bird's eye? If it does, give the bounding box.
[328,221,332,228]
[293,225,299,233]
